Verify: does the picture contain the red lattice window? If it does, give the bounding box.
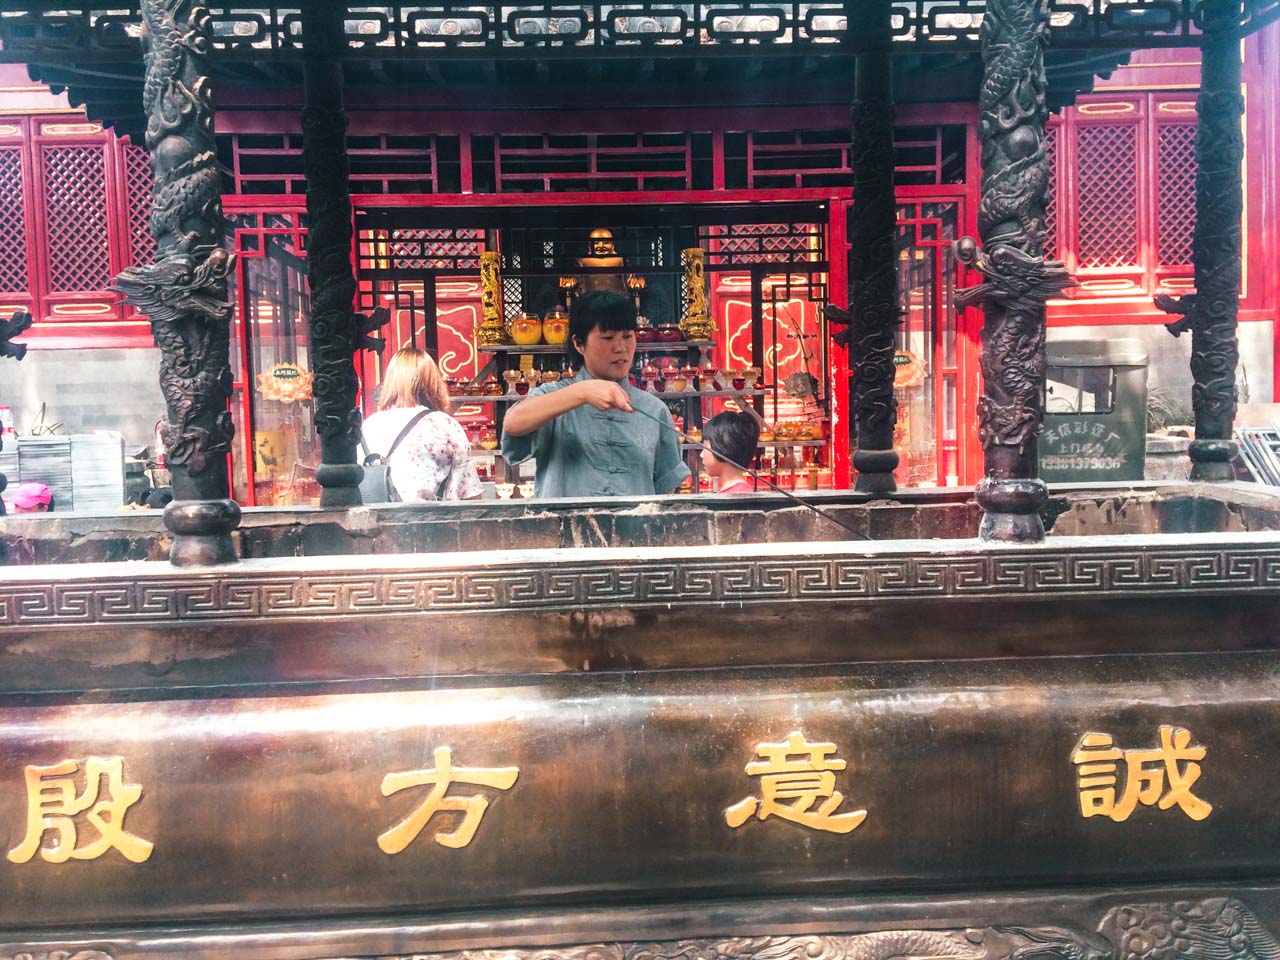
[744,129,850,189]
[124,143,156,266]
[42,144,111,292]
[725,125,966,190]
[1075,124,1139,269]
[220,132,457,195]
[1157,123,1197,266]
[0,147,27,294]
[1043,125,1059,259]
[480,132,700,193]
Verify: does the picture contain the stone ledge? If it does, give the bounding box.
[1,482,1277,566]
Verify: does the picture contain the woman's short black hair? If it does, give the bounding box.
[568,290,637,363]
[702,411,760,467]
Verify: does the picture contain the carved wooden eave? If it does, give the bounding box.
[10,0,1277,139]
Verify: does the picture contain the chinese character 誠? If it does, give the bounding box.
[8,757,154,864]
[724,732,867,834]
[1072,725,1212,822]
[378,746,520,853]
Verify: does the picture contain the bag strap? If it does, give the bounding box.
[387,409,432,458]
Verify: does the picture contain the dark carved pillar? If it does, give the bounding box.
[301,0,363,507]
[111,0,240,565]
[955,0,1073,542]
[1155,0,1243,481]
[0,310,33,517]
[830,0,900,493]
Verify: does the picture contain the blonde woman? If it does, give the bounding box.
[361,348,482,501]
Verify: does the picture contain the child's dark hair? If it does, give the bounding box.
[568,290,637,363]
[703,411,760,468]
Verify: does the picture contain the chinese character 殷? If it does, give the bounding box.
[1072,725,1212,822]
[377,746,519,853]
[724,731,867,834]
[8,757,154,864]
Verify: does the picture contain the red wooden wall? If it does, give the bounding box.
[0,107,154,349]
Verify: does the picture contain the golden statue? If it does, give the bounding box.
[562,229,640,305]
[680,246,715,342]
[476,250,508,345]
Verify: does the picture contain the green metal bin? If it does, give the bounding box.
[1039,338,1149,483]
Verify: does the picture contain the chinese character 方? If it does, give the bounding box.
[1072,725,1212,822]
[724,731,867,834]
[8,757,154,864]
[378,746,519,853]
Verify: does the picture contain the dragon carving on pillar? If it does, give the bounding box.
[109,0,235,497]
[1154,0,1243,480]
[955,0,1073,541]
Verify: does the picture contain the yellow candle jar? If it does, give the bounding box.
[542,309,569,345]
[510,312,543,346]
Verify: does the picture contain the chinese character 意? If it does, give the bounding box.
[8,757,154,864]
[1071,725,1212,822]
[377,746,519,853]
[724,731,867,834]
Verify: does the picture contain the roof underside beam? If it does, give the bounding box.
[0,0,1276,66]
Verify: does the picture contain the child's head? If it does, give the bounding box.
[4,481,52,514]
[700,411,760,474]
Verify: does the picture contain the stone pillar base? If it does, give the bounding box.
[1189,439,1238,482]
[976,477,1046,543]
[165,499,242,566]
[853,449,899,494]
[317,463,364,508]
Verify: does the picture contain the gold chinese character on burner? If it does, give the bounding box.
[724,731,867,834]
[8,757,154,864]
[378,746,519,853]
[1072,725,1212,822]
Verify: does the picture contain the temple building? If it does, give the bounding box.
[1,9,1274,503]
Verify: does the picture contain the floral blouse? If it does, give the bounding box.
[361,408,482,502]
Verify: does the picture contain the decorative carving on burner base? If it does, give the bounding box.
[109,0,238,563]
[343,899,1279,960]
[957,0,1075,542]
[302,3,363,508]
[1154,0,1243,483]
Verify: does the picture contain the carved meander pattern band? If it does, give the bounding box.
[2,545,1278,626]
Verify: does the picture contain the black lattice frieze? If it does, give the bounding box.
[42,144,110,292]
[1,0,1273,59]
[123,143,156,267]
[387,228,483,270]
[702,222,825,266]
[1075,124,1139,269]
[0,147,28,294]
[1157,123,1197,267]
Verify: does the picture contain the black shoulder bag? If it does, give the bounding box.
[358,409,430,504]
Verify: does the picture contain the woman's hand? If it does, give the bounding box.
[574,379,633,413]
[503,377,633,436]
